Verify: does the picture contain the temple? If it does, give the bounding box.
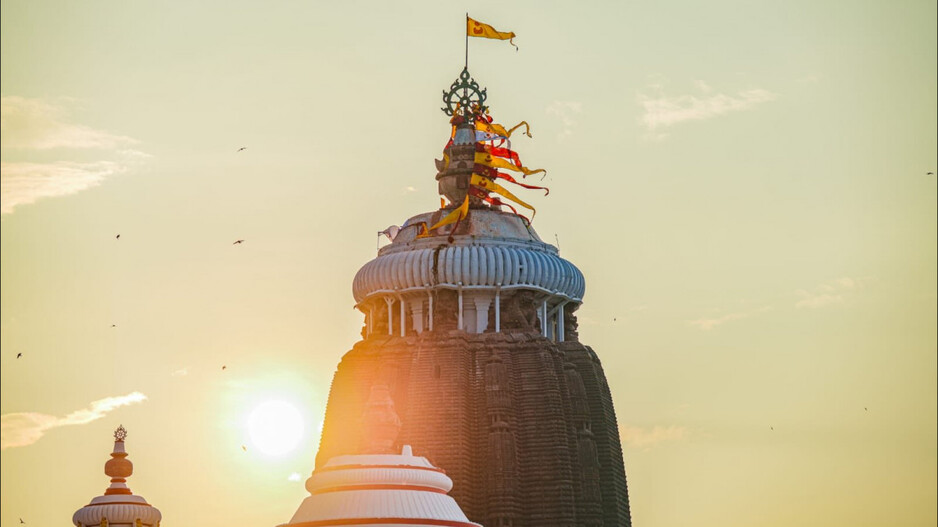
[62,26,634,527]
[310,68,633,526]
[72,426,163,527]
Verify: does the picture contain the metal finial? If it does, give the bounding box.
[441,68,487,118]
[114,425,128,442]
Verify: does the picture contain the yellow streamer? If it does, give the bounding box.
[475,120,532,139]
[474,152,546,177]
[470,174,536,218]
[419,195,470,237]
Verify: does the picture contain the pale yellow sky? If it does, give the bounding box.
[1,1,936,526]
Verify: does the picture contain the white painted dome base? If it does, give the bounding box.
[280,446,481,527]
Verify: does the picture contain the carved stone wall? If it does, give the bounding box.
[315,330,632,526]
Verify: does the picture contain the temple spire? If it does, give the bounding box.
[103,425,134,495]
[72,426,163,527]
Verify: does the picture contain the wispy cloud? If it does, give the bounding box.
[1,96,138,150]
[692,80,716,93]
[688,305,772,331]
[0,96,149,215]
[1,392,147,450]
[620,424,688,449]
[546,100,582,141]
[171,367,190,377]
[795,276,863,309]
[1,161,126,214]
[688,311,750,331]
[638,81,776,135]
[287,472,302,482]
[834,277,856,289]
[795,290,843,309]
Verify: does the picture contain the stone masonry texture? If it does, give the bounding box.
[316,328,633,526]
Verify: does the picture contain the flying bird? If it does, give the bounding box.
[233,240,244,245]
[16,353,22,359]
[20,519,25,524]
[864,407,868,411]
[928,172,935,175]
[111,324,117,328]
[770,426,774,431]
[222,365,227,371]
[116,234,120,240]
[236,147,247,152]
[241,444,247,452]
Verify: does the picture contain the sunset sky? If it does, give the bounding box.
[1,1,936,526]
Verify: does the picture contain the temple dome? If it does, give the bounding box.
[281,445,481,527]
[353,209,585,305]
[72,426,162,527]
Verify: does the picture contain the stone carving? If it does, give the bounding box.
[502,291,539,331]
[434,290,459,330]
[360,384,401,454]
[563,303,579,339]
[373,310,389,336]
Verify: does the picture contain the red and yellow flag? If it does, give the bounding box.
[469,187,531,225]
[475,142,522,168]
[474,152,546,178]
[473,164,550,195]
[424,195,470,234]
[475,119,531,139]
[470,174,536,217]
[467,17,518,49]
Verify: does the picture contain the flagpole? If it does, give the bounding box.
[465,12,469,70]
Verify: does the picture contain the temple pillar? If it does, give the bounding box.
[384,297,395,335]
[464,298,478,334]
[495,289,501,333]
[557,301,566,342]
[473,295,492,333]
[411,299,425,334]
[541,301,549,338]
[458,289,464,331]
[399,297,407,337]
[428,291,434,331]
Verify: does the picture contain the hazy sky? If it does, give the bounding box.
[2,1,936,526]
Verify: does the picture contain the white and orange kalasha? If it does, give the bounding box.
[280,445,481,527]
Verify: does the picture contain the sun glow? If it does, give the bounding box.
[247,400,305,456]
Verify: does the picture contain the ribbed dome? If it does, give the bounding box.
[354,209,585,304]
[281,446,481,527]
[73,496,162,527]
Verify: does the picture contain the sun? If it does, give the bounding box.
[247,400,305,456]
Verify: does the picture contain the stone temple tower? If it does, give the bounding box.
[315,69,632,526]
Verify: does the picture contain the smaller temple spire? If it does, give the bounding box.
[104,425,133,495]
[73,426,162,527]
